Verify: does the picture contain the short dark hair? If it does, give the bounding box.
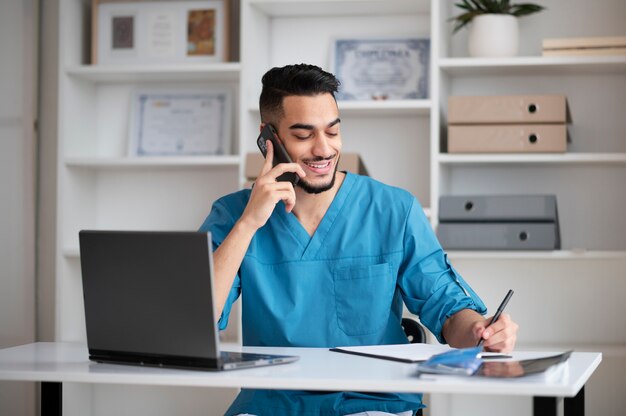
[259,64,340,124]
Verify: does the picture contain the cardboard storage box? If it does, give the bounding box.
[448,95,567,124]
[448,124,567,153]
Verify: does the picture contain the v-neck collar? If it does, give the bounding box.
[276,172,356,260]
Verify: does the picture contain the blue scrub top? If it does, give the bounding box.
[199,172,486,416]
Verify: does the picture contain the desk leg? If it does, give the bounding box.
[41,382,62,416]
[565,386,585,416]
[533,386,584,416]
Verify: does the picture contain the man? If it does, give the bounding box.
[199,64,518,416]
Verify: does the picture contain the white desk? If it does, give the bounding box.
[0,342,601,416]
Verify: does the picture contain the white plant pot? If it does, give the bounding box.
[468,14,519,57]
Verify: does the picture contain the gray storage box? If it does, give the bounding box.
[437,223,560,250]
[439,195,558,222]
[437,194,560,250]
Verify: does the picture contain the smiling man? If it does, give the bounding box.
[266,95,341,194]
[199,64,518,416]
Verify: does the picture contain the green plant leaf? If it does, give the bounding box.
[510,3,545,17]
[482,0,503,13]
[468,0,487,12]
[450,10,483,33]
[454,1,472,11]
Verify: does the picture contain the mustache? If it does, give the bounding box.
[302,155,336,163]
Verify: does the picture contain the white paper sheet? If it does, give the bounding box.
[332,343,452,362]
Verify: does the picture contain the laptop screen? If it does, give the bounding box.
[79,230,220,360]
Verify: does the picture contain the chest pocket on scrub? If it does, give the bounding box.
[334,262,395,336]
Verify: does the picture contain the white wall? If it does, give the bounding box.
[0,0,38,415]
[438,256,626,416]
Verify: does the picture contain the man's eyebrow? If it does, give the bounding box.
[328,118,341,128]
[289,123,314,130]
[289,118,341,130]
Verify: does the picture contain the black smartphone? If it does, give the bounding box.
[256,124,299,186]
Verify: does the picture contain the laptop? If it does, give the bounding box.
[79,230,299,371]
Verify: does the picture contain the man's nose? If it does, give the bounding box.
[312,134,333,157]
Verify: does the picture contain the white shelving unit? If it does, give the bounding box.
[432,1,626,415]
[57,0,244,334]
[55,0,242,414]
[433,2,626,254]
[54,0,626,415]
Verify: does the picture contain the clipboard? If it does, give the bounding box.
[329,343,510,364]
[475,351,572,378]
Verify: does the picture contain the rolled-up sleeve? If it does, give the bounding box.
[198,200,241,331]
[398,198,486,344]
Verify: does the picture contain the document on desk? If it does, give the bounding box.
[330,344,508,363]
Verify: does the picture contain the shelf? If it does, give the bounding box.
[447,250,626,260]
[63,248,80,258]
[439,56,626,76]
[65,247,625,260]
[65,156,241,169]
[65,63,241,83]
[249,99,431,117]
[437,153,626,165]
[338,100,431,117]
[249,0,430,17]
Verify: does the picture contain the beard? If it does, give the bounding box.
[297,156,339,194]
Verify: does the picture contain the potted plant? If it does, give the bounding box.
[451,0,545,57]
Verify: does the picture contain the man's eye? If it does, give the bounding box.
[294,134,312,140]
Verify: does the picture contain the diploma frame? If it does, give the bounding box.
[331,37,430,101]
[128,87,233,157]
[92,0,230,65]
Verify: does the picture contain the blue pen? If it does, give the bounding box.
[477,289,514,347]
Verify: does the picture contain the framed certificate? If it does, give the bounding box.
[332,38,430,101]
[128,87,232,156]
[93,0,229,65]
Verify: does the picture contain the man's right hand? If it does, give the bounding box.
[239,140,305,231]
[213,141,304,320]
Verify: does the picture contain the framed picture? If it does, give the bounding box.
[128,87,233,156]
[93,0,229,65]
[331,37,430,101]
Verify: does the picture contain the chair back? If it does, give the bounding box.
[401,317,426,344]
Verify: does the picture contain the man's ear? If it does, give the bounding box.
[259,123,265,133]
